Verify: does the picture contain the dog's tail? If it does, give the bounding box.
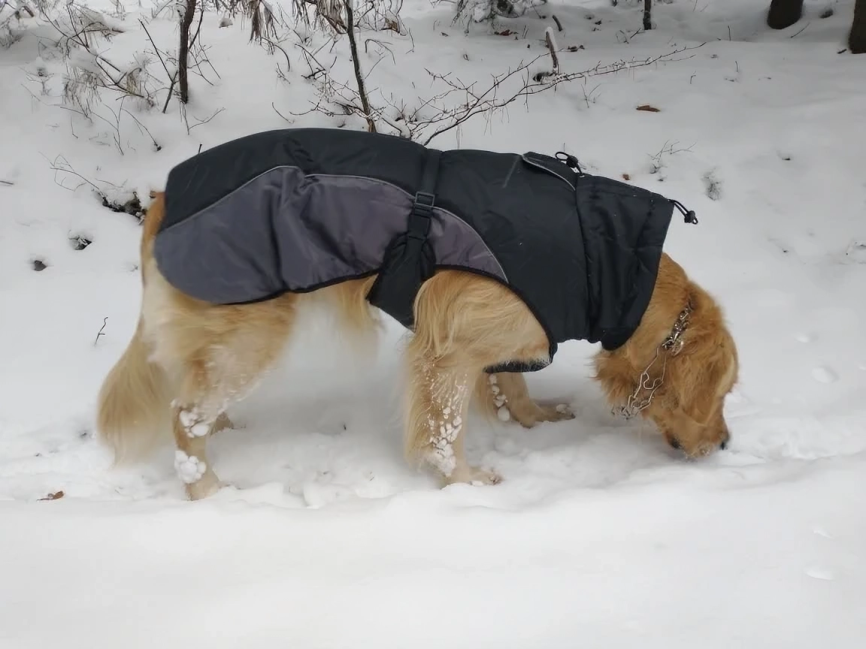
[96,192,172,462]
[96,319,172,462]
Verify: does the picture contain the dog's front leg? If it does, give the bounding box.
[405,357,500,487]
[476,372,574,428]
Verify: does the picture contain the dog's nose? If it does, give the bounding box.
[668,436,681,450]
[720,432,730,450]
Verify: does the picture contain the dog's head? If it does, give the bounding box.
[648,320,739,458]
[594,289,739,458]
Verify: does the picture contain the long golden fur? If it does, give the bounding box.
[97,192,739,499]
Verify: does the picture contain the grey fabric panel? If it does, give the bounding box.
[276,173,412,289]
[429,207,507,281]
[153,167,297,304]
[154,168,505,305]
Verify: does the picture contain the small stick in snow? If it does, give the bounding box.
[94,317,108,346]
[272,102,292,123]
[123,109,162,152]
[789,22,810,39]
[552,15,563,32]
[533,28,560,82]
[545,28,560,75]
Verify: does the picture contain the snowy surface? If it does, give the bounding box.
[1,0,866,647]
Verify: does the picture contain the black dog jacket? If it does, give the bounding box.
[156,128,695,368]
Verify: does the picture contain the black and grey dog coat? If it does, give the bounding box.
[155,128,697,371]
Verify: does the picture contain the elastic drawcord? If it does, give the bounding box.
[670,199,698,224]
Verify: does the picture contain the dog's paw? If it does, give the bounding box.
[542,402,576,422]
[469,468,502,486]
[444,465,502,487]
[512,401,576,428]
[184,475,222,501]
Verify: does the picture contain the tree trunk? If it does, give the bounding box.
[850,0,866,53]
[178,0,197,104]
[345,1,375,132]
[643,0,652,31]
[767,0,803,30]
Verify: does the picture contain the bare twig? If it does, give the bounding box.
[123,108,161,151]
[272,101,292,122]
[648,139,695,176]
[260,34,292,74]
[94,317,108,345]
[45,154,107,198]
[139,18,172,82]
[364,37,395,65]
[295,39,334,79]
[162,74,177,113]
[185,106,225,133]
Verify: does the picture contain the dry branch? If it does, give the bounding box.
[292,41,704,146]
[412,43,704,145]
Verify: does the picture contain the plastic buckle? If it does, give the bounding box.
[408,191,435,240]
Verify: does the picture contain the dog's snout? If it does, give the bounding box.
[668,436,681,450]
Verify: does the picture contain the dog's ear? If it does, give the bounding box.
[672,342,736,426]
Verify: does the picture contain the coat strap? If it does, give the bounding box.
[366,149,441,328]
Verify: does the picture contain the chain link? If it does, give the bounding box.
[614,305,691,419]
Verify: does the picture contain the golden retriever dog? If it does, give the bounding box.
[96,192,738,500]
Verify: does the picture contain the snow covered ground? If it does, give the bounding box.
[1,0,865,646]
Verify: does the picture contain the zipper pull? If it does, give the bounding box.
[670,199,698,225]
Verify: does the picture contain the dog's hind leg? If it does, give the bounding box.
[144,277,298,499]
[171,398,221,500]
[172,404,235,493]
[474,372,575,428]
